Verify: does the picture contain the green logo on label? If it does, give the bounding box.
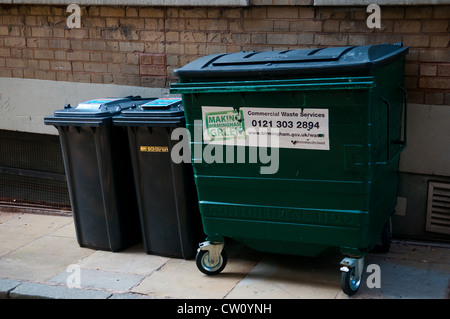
[204,109,246,141]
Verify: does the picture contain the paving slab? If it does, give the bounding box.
[9,282,112,299]
[0,213,74,256]
[132,258,237,298]
[48,221,78,239]
[226,253,342,299]
[0,234,94,282]
[353,244,450,299]
[49,268,145,292]
[77,243,170,275]
[109,292,155,299]
[0,211,17,224]
[0,278,22,299]
[0,212,449,300]
[356,259,448,299]
[132,241,261,299]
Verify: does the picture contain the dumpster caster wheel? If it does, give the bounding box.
[379,218,392,253]
[373,218,392,253]
[340,257,364,296]
[196,248,227,276]
[341,267,362,296]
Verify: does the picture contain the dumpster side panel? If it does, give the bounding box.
[363,57,406,247]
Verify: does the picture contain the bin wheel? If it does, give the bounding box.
[196,249,227,276]
[379,219,392,253]
[341,267,362,296]
[374,218,392,253]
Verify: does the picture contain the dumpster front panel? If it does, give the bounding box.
[183,81,401,254]
[179,81,375,254]
[181,80,375,182]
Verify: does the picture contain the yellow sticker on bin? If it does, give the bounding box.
[140,146,169,152]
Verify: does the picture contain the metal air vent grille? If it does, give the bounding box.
[426,182,450,235]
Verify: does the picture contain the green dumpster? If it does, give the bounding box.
[170,44,408,295]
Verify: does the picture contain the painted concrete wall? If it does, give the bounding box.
[400,103,450,177]
[0,77,169,135]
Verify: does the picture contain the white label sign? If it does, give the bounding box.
[202,106,329,150]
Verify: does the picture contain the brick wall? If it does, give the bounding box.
[0,5,448,105]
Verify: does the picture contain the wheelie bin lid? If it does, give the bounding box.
[44,96,156,127]
[173,43,409,80]
[113,98,185,127]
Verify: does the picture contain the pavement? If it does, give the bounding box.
[0,208,449,300]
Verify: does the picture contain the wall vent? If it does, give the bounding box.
[426,182,450,235]
[0,130,70,210]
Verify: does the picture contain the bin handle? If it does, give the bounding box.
[375,86,407,165]
[354,86,407,166]
[381,97,392,164]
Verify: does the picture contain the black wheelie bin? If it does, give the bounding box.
[113,98,203,259]
[44,96,155,252]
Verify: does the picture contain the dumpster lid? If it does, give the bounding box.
[113,98,184,127]
[212,46,353,65]
[173,44,409,79]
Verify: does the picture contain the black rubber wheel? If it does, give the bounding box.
[375,219,392,253]
[341,267,362,296]
[380,219,392,253]
[195,249,227,276]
